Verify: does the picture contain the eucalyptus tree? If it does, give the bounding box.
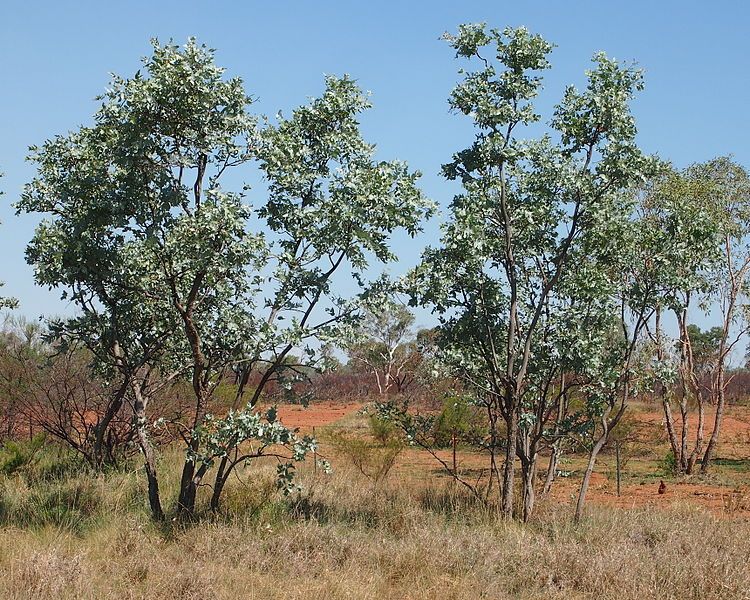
[571,205,670,521]
[696,158,750,472]
[410,24,657,520]
[20,40,431,518]
[19,39,258,518]
[573,160,750,516]
[638,165,725,475]
[345,301,419,395]
[640,159,750,475]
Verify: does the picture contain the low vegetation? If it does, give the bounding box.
[0,441,748,600]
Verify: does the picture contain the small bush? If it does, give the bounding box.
[27,479,102,532]
[368,413,398,445]
[432,395,484,448]
[659,450,678,475]
[0,475,103,534]
[0,434,46,476]
[326,428,402,486]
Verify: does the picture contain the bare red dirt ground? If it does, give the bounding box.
[272,401,362,431]
[634,406,750,456]
[548,473,750,517]
[275,399,750,516]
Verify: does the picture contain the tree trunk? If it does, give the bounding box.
[686,395,704,474]
[210,460,228,512]
[542,443,560,495]
[521,454,537,522]
[574,431,607,523]
[211,368,255,512]
[542,387,567,496]
[178,458,198,515]
[661,392,681,471]
[678,398,689,473]
[657,308,685,472]
[485,402,501,501]
[501,411,517,519]
[132,386,163,521]
[140,432,164,521]
[701,384,726,473]
[452,431,457,477]
[575,404,621,523]
[678,310,704,476]
[93,383,126,469]
[174,303,209,516]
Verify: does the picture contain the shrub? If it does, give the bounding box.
[432,395,484,448]
[27,479,102,532]
[368,413,398,445]
[659,450,678,475]
[0,433,46,476]
[326,428,403,487]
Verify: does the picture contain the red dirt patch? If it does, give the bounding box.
[634,405,750,449]
[273,401,362,431]
[304,399,750,516]
[548,473,750,517]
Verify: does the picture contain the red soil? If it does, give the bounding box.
[273,401,362,431]
[271,399,750,516]
[548,472,750,517]
[634,406,750,453]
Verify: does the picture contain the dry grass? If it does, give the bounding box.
[1,450,750,600]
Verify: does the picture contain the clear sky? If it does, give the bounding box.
[1,0,748,322]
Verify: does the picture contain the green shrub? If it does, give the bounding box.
[658,450,677,475]
[432,395,483,448]
[26,479,102,532]
[31,450,88,483]
[0,434,46,476]
[368,413,398,445]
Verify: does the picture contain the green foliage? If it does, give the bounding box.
[346,301,424,395]
[26,479,102,532]
[412,22,659,400]
[685,324,723,372]
[403,23,665,518]
[185,405,319,494]
[368,413,398,445]
[432,395,483,448]
[0,442,102,534]
[0,475,102,534]
[0,438,90,486]
[659,450,678,476]
[0,434,46,476]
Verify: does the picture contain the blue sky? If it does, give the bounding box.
[1,0,748,322]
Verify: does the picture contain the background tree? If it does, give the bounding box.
[684,325,723,375]
[345,301,422,395]
[641,159,750,475]
[698,159,750,473]
[0,318,129,463]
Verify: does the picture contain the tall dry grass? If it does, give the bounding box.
[0,446,749,599]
